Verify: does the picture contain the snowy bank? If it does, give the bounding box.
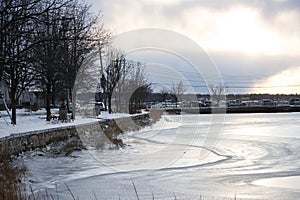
[0,109,147,138]
[0,111,150,156]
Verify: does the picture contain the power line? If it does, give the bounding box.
[151,82,300,89]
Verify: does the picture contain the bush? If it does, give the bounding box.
[0,152,27,200]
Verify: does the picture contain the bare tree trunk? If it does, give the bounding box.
[108,94,112,114]
[11,95,16,125]
[46,84,51,121]
[72,88,77,120]
[10,70,17,125]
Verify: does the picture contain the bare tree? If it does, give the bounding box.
[160,89,169,108]
[0,0,53,124]
[209,83,227,107]
[73,53,99,95]
[0,0,55,84]
[171,81,186,108]
[103,49,126,113]
[126,62,152,114]
[129,83,152,114]
[1,0,110,123]
[89,24,112,108]
[33,5,65,121]
[112,61,150,113]
[90,24,112,73]
[59,2,99,119]
[33,0,98,121]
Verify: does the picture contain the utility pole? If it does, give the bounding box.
[97,39,108,109]
[98,40,103,74]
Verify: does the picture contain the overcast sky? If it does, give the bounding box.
[86,0,300,94]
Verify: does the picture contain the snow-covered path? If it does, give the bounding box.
[0,109,136,138]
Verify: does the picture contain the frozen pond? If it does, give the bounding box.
[253,176,300,190]
[23,112,300,199]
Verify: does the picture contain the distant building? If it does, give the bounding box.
[0,83,45,108]
[19,86,44,107]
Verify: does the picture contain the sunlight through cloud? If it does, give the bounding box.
[251,66,300,94]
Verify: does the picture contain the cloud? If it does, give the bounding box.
[210,52,300,93]
[86,0,300,93]
[94,0,300,57]
[211,52,300,76]
[250,66,300,94]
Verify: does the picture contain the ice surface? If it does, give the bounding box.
[253,176,300,190]
[7,112,300,199]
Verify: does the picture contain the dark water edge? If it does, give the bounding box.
[167,105,300,114]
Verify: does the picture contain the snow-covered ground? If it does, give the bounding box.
[0,109,138,138]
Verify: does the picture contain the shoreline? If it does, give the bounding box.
[0,113,152,157]
[165,105,300,114]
